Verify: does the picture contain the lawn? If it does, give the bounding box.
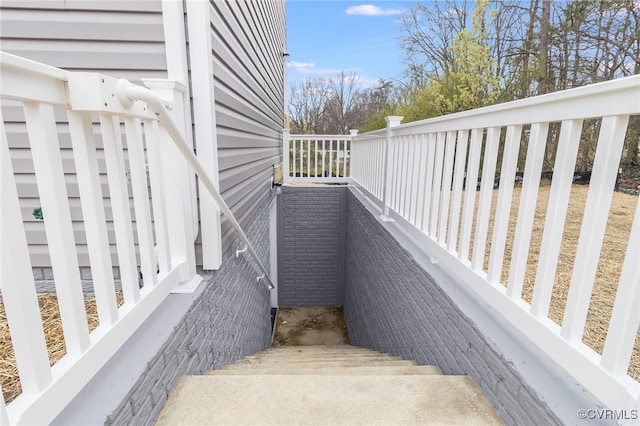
[0,292,123,404]
[474,184,638,381]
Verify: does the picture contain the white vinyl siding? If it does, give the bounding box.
[1,1,167,266]
[208,0,285,251]
[2,0,285,266]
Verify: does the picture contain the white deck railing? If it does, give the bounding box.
[287,76,640,416]
[0,52,273,425]
[283,131,356,184]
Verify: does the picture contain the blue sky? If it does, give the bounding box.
[286,1,416,88]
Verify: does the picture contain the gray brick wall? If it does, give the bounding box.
[31,266,123,295]
[277,186,346,306]
[343,190,563,426]
[53,194,274,426]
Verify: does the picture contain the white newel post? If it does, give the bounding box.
[185,0,222,270]
[283,129,291,184]
[380,116,403,221]
[160,0,198,243]
[143,79,202,292]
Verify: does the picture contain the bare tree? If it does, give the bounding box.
[399,0,472,83]
[288,77,330,134]
[288,72,386,134]
[323,72,366,134]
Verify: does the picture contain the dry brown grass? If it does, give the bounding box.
[0,292,123,404]
[471,183,639,381]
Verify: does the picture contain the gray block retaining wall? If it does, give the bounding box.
[266,186,609,425]
[277,186,346,306]
[53,193,275,426]
[343,188,607,426]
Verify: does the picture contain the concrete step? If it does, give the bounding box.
[260,344,365,350]
[249,346,393,357]
[157,375,503,425]
[205,365,443,375]
[243,354,402,362]
[254,349,387,356]
[258,346,379,354]
[252,347,390,354]
[221,359,418,370]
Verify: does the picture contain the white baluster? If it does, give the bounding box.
[24,102,91,350]
[124,117,157,288]
[408,135,422,226]
[438,130,457,244]
[67,110,119,325]
[421,133,437,233]
[471,127,500,272]
[100,114,140,305]
[0,111,52,393]
[429,132,446,237]
[447,129,469,252]
[601,194,640,375]
[399,137,410,217]
[562,115,629,342]
[487,124,522,284]
[506,122,549,299]
[530,119,582,317]
[458,128,483,261]
[413,135,428,229]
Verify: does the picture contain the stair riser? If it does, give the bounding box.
[258,350,381,355]
[205,366,442,375]
[221,361,418,370]
[244,356,402,362]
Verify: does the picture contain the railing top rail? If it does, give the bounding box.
[0,51,68,104]
[0,51,67,81]
[288,134,353,140]
[354,74,640,138]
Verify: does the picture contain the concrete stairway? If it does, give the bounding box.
[156,345,503,425]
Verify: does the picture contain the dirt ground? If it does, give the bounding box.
[272,307,349,347]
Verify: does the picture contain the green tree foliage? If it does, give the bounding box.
[362,0,639,139]
[289,0,639,169]
[432,0,501,112]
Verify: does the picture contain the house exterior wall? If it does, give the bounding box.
[208,0,285,253]
[52,194,275,426]
[277,186,346,306]
[0,0,285,267]
[0,1,168,267]
[0,1,168,82]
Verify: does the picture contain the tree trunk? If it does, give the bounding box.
[538,0,551,94]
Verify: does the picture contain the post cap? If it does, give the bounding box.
[385,116,403,127]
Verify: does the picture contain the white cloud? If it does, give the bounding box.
[288,61,360,76]
[287,61,315,69]
[345,4,405,16]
